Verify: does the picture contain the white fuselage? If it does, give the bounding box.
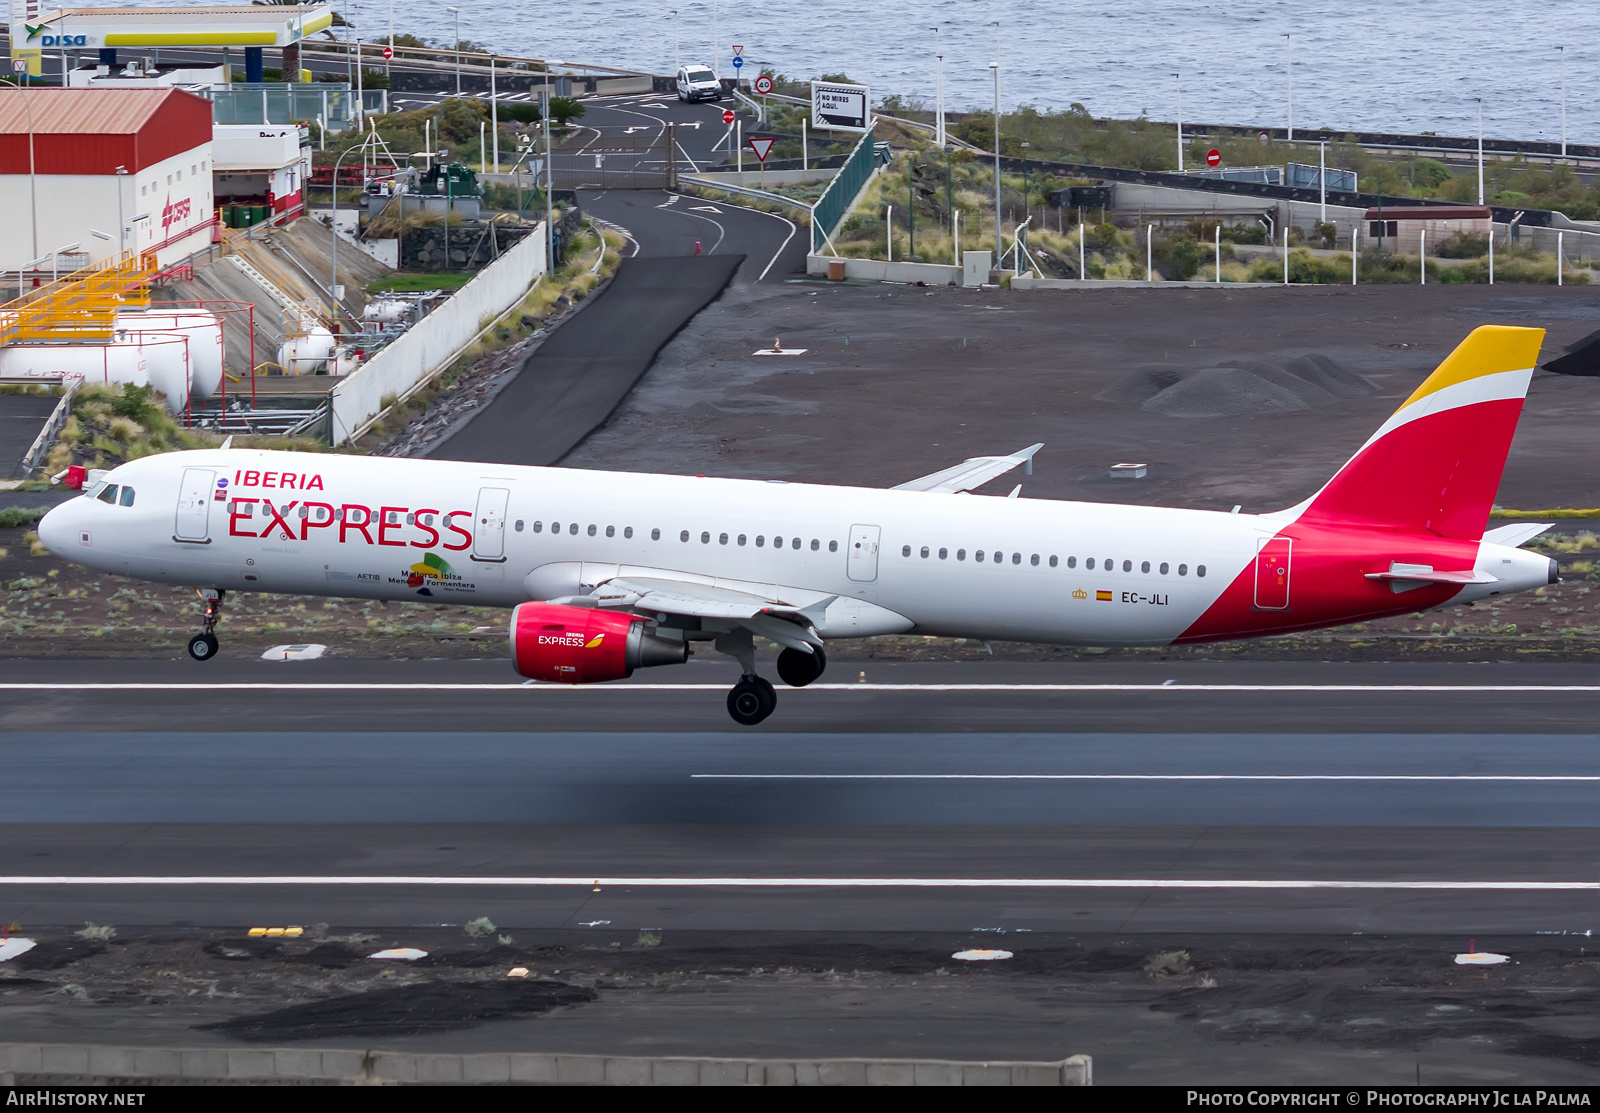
[38,449,1552,647]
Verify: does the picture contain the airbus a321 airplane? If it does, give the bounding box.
[39,325,1558,725]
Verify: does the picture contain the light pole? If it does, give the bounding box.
[1174,71,1183,172]
[386,0,394,81]
[114,165,129,250]
[932,25,943,148]
[1284,32,1292,142]
[447,7,460,96]
[50,242,80,285]
[1476,96,1485,205]
[990,60,1001,261]
[671,10,679,72]
[1558,46,1566,159]
[329,133,378,326]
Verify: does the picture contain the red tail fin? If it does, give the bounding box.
[1291,326,1544,538]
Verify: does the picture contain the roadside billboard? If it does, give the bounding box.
[811,81,871,133]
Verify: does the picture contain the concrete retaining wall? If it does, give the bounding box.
[805,255,962,284]
[0,1043,1091,1086]
[696,168,838,187]
[329,220,548,444]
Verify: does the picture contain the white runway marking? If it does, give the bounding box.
[2,683,1598,693]
[691,773,1600,782]
[0,876,1596,891]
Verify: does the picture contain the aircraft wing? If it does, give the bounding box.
[892,443,1043,494]
[590,576,828,651]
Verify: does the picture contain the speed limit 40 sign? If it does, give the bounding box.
[753,75,773,95]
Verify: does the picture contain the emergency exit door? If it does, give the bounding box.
[173,467,215,542]
[1254,537,1292,610]
[472,487,510,561]
[847,524,880,582]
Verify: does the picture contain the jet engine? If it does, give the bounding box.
[510,602,687,683]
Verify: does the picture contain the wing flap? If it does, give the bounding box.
[893,443,1043,494]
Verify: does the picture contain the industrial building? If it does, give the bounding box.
[0,87,216,274]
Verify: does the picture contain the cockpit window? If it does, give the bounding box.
[82,480,107,500]
[96,483,119,504]
[687,68,714,82]
[119,486,136,507]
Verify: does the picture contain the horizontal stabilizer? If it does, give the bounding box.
[1364,567,1497,586]
[1481,522,1552,549]
[894,443,1043,494]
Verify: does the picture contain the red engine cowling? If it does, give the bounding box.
[510,602,688,683]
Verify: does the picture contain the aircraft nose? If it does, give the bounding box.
[36,499,78,557]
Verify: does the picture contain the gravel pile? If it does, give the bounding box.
[1096,353,1377,418]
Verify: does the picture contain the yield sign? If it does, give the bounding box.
[731,44,744,56]
[747,136,775,163]
[721,108,736,124]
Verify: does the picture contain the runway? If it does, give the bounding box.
[1,660,1598,934]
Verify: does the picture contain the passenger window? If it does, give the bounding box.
[533,521,543,533]
[701,531,710,543]
[651,528,660,540]
[792,538,800,550]
[939,548,948,560]
[569,523,578,535]
[757,535,765,547]
[920,546,929,558]
[1198,565,1207,577]
[514,520,524,532]
[829,540,838,552]
[738,534,747,546]
[1048,555,1057,567]
[625,527,634,538]
[1179,563,1187,576]
[1086,558,1094,569]
[957,549,966,561]
[719,533,729,545]
[902,545,912,557]
[1030,554,1039,566]
[119,486,136,507]
[1123,560,1133,572]
[588,524,597,536]
[975,550,984,562]
[811,539,819,551]
[1012,552,1021,565]
[680,530,690,542]
[606,525,615,537]
[552,521,561,532]
[1159,562,1169,575]
[1066,556,1076,568]
[775,536,784,548]
[96,484,119,504]
[1141,561,1150,573]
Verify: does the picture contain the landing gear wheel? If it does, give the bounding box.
[187,632,219,661]
[776,646,827,688]
[727,676,777,725]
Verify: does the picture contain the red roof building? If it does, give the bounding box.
[0,88,215,273]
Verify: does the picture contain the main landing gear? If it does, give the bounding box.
[187,588,224,661]
[716,630,828,725]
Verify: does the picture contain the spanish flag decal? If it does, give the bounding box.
[1096,590,1113,602]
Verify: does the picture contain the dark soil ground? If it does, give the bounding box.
[4,927,1600,1083]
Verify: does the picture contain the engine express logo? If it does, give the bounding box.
[539,632,606,650]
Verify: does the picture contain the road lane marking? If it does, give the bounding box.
[1,876,1598,890]
[690,774,1600,782]
[1,683,1598,693]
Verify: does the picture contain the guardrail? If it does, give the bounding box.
[680,175,813,215]
[11,374,78,478]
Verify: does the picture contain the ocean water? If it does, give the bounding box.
[85,0,1600,144]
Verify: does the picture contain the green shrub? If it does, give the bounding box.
[1434,231,1490,258]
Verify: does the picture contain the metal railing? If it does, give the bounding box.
[0,250,157,345]
[810,126,877,253]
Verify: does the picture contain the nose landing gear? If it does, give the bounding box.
[187,588,224,661]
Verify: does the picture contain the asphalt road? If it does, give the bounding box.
[3,660,1599,933]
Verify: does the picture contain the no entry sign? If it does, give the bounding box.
[382,45,393,60]
[722,108,736,125]
[1206,148,1221,167]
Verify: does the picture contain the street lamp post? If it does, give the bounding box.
[932,25,943,148]
[114,165,129,250]
[672,10,679,73]
[386,0,394,80]
[1020,141,1029,225]
[447,7,460,96]
[50,242,80,285]
[1174,71,1183,172]
[1476,97,1485,205]
[329,134,378,326]
[1558,46,1566,159]
[989,61,1000,261]
[1284,32,1292,142]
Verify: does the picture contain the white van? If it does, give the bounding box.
[676,64,722,102]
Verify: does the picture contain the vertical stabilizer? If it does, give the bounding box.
[1289,325,1544,539]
